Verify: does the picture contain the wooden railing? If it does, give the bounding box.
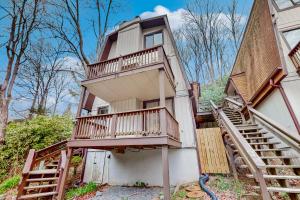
[18,141,68,198]
[87,46,174,81]
[211,100,270,199]
[248,106,300,153]
[289,41,300,74]
[74,107,180,141]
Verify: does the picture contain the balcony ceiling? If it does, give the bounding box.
[82,69,175,102]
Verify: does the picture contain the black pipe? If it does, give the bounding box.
[199,174,218,200]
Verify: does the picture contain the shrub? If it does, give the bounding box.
[0,176,20,194]
[71,156,83,167]
[65,182,97,200]
[200,76,228,108]
[0,115,73,181]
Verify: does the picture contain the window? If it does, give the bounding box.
[283,28,300,49]
[143,98,174,116]
[144,32,163,48]
[97,106,109,115]
[273,0,300,10]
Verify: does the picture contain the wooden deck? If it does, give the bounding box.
[70,107,181,148]
[86,46,174,83]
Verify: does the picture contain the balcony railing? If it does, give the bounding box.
[289,41,300,74]
[87,46,174,81]
[74,107,180,141]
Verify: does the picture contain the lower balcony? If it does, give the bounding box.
[67,107,181,149]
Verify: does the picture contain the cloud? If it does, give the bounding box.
[140,5,186,30]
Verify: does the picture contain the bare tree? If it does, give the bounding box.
[16,39,68,118]
[226,0,244,53]
[0,0,42,142]
[180,0,229,83]
[47,0,116,74]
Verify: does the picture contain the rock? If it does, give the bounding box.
[0,194,6,200]
[186,191,205,198]
[95,191,103,197]
[185,185,201,192]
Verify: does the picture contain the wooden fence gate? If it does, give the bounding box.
[196,128,230,174]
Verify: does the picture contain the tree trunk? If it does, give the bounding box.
[0,96,9,143]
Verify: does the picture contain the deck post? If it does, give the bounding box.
[57,148,73,200]
[159,69,167,135]
[162,145,170,200]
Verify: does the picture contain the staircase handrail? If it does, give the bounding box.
[210,101,268,174]
[35,140,67,157]
[225,97,243,108]
[248,107,300,152]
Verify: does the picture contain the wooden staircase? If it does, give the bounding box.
[211,98,300,200]
[17,141,68,200]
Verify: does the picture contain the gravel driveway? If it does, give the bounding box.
[90,186,162,200]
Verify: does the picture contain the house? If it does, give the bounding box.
[71,15,200,199]
[16,15,201,200]
[76,15,201,199]
[225,0,300,136]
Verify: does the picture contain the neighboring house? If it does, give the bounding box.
[71,15,200,199]
[225,0,300,137]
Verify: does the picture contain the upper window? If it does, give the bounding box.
[273,0,300,10]
[283,28,300,49]
[97,106,109,115]
[144,32,163,49]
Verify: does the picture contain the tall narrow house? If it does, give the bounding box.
[226,0,300,136]
[77,15,200,198]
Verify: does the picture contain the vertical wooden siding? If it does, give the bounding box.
[196,128,230,174]
[231,0,282,102]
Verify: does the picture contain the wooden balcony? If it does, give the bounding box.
[87,46,174,82]
[82,46,175,102]
[289,41,300,75]
[68,107,181,148]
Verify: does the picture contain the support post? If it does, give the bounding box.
[57,148,73,200]
[162,145,170,200]
[159,69,167,135]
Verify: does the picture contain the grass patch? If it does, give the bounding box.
[209,175,246,198]
[65,182,97,200]
[172,189,188,200]
[0,176,20,195]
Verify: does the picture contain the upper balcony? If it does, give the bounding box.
[289,41,300,75]
[82,46,175,102]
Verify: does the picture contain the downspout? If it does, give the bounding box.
[270,80,300,134]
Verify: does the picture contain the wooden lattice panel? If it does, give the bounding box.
[196,128,230,174]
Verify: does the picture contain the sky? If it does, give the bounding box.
[0,0,254,119]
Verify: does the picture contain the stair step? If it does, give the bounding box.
[236,124,258,127]
[265,165,300,169]
[260,155,299,159]
[19,192,57,199]
[24,184,57,190]
[29,169,57,175]
[246,174,300,180]
[47,164,58,167]
[253,186,300,193]
[242,132,267,136]
[254,147,290,152]
[238,127,262,131]
[240,164,300,169]
[249,141,280,145]
[245,136,273,140]
[26,177,59,182]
